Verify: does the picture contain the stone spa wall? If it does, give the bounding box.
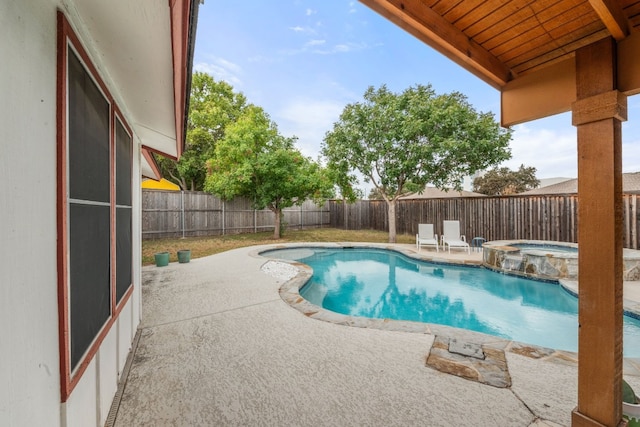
[482,240,640,281]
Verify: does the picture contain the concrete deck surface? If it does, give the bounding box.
[111,244,640,427]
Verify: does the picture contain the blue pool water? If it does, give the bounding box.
[511,243,578,254]
[265,247,640,357]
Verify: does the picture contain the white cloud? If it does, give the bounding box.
[332,44,351,53]
[306,8,316,16]
[279,41,366,56]
[311,42,367,55]
[502,123,577,179]
[502,116,640,179]
[275,98,345,158]
[623,106,640,173]
[247,55,274,63]
[306,39,326,47]
[623,140,640,173]
[193,58,243,87]
[289,25,316,34]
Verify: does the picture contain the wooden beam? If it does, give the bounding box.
[571,90,627,125]
[588,0,629,40]
[501,58,575,127]
[618,31,640,96]
[358,0,512,89]
[571,36,625,427]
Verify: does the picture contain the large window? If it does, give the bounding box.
[57,12,134,400]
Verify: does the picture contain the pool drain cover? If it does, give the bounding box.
[426,336,511,388]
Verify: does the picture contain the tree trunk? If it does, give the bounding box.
[273,208,281,239]
[387,199,397,243]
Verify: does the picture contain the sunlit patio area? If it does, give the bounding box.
[109,244,640,426]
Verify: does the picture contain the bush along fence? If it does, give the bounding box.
[142,190,330,239]
[329,194,640,249]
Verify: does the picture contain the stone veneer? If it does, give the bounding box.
[483,240,640,281]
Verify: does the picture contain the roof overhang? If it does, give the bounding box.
[359,0,640,127]
[67,0,199,163]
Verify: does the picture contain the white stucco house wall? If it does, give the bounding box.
[0,0,199,425]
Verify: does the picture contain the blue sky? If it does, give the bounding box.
[193,0,640,190]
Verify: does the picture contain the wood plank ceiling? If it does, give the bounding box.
[360,0,640,89]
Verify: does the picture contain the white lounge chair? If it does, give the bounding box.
[441,220,470,254]
[416,223,438,252]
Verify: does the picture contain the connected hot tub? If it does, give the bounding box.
[483,240,640,281]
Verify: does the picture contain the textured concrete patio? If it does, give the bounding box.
[110,243,640,426]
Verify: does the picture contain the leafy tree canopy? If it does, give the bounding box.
[322,84,512,242]
[323,154,362,203]
[204,105,334,238]
[473,164,540,195]
[157,72,248,190]
[368,187,384,200]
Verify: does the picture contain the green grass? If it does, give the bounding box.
[142,228,414,265]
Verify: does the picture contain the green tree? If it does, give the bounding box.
[205,105,334,238]
[324,158,362,203]
[157,72,248,190]
[323,143,363,229]
[473,165,539,195]
[368,187,384,200]
[322,84,512,243]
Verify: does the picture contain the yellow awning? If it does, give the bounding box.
[141,178,180,191]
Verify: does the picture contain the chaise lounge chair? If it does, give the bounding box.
[416,223,438,252]
[441,220,470,254]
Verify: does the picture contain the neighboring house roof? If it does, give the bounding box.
[520,172,640,195]
[400,187,486,199]
[538,177,573,187]
[519,180,578,195]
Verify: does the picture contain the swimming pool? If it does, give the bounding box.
[263,247,640,357]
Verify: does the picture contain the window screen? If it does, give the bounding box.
[115,119,132,302]
[67,49,111,369]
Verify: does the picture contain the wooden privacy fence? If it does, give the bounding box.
[142,190,330,239]
[329,194,640,249]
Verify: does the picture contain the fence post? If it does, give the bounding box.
[344,199,348,230]
[222,200,225,235]
[181,190,185,239]
[632,195,638,249]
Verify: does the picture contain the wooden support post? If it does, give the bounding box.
[571,37,626,427]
